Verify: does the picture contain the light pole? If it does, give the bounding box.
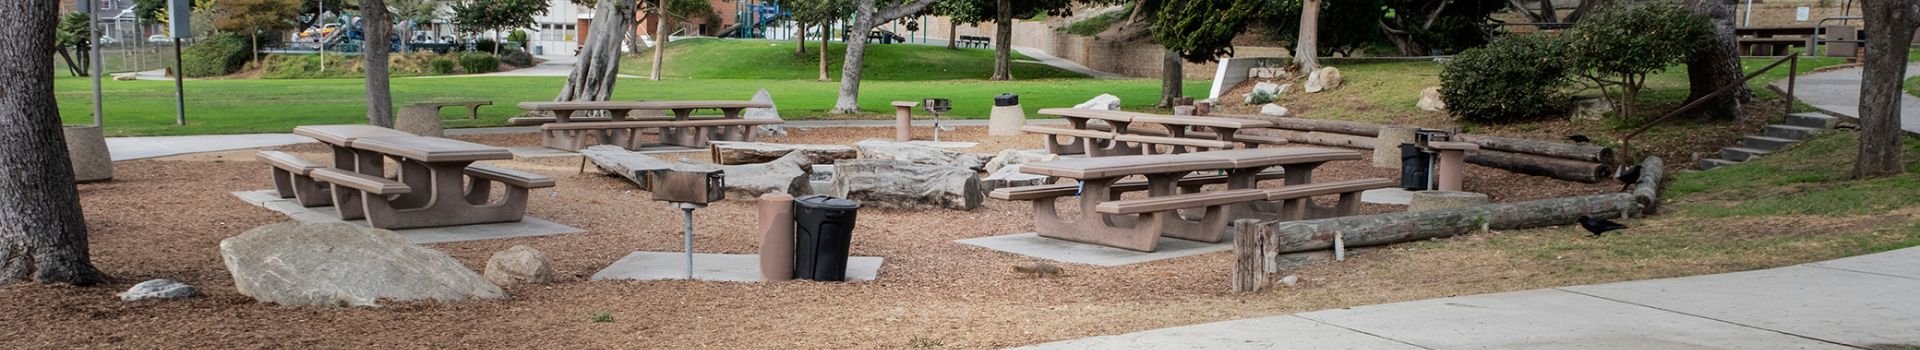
[88,0,105,127]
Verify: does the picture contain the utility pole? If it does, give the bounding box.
[88,0,105,127]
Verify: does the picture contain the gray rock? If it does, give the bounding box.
[119,279,199,301]
[983,149,1058,174]
[980,164,1053,193]
[484,245,554,286]
[831,159,982,210]
[1073,94,1121,110]
[1253,81,1282,95]
[854,139,994,170]
[1305,66,1342,93]
[744,88,786,136]
[1418,86,1447,112]
[219,223,506,307]
[1259,104,1290,117]
[1280,275,1300,286]
[1573,97,1613,121]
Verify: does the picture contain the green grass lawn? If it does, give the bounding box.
[621,38,1085,80]
[56,75,1204,136]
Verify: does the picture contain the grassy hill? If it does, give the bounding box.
[621,38,1086,80]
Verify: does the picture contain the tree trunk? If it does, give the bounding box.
[947,20,957,49]
[56,47,80,77]
[627,16,645,55]
[710,141,857,165]
[990,0,1014,81]
[819,22,830,82]
[0,0,107,287]
[1466,149,1613,183]
[1159,48,1182,107]
[558,0,637,103]
[796,21,807,54]
[649,0,670,81]
[362,0,393,128]
[831,0,940,114]
[1853,0,1915,178]
[1246,128,1376,149]
[252,33,260,63]
[1685,0,1747,121]
[1294,0,1320,73]
[1232,192,1640,292]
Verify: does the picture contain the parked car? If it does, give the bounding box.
[147,34,170,44]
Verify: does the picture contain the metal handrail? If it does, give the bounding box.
[1619,52,1799,163]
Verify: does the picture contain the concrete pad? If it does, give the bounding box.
[1808,246,1920,279]
[590,252,883,282]
[1297,289,1850,349]
[232,190,585,244]
[1013,315,1420,350]
[1361,188,1414,205]
[1564,264,1920,347]
[956,232,1232,267]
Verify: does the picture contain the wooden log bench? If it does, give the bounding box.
[256,151,332,207]
[540,119,784,151]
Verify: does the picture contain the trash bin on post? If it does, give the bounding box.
[989,93,1025,136]
[792,195,861,281]
[1399,143,1432,191]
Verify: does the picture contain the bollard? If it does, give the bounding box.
[757,193,796,281]
[891,101,918,141]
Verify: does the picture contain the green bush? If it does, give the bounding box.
[1440,33,1572,123]
[429,57,457,74]
[500,49,533,67]
[259,54,359,79]
[506,30,529,49]
[459,52,500,74]
[1565,1,1711,118]
[475,38,499,53]
[181,33,254,77]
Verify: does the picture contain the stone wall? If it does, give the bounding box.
[921,16,1290,80]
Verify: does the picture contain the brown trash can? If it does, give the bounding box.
[758,193,796,281]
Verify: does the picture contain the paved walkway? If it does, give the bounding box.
[103,119,1067,161]
[1019,246,1920,349]
[1774,63,1920,135]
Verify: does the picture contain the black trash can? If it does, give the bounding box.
[994,93,1020,107]
[792,195,861,281]
[1399,143,1432,190]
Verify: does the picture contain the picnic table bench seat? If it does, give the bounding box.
[539,118,783,151]
[1254,177,1396,221]
[1113,134,1234,153]
[465,164,557,189]
[406,100,492,119]
[1085,123,1288,147]
[257,151,333,207]
[312,168,413,195]
[989,170,1288,201]
[1093,189,1269,215]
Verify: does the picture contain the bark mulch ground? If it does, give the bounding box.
[0,126,1616,349]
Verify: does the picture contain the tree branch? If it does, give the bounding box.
[874,0,940,23]
[1506,0,1544,23]
[1424,0,1454,29]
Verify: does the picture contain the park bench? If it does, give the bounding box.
[405,100,492,120]
[311,135,554,229]
[989,170,1289,201]
[256,151,332,207]
[958,35,991,48]
[1256,178,1396,222]
[1738,37,1809,56]
[517,100,780,151]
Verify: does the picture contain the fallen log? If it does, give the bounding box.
[1631,157,1664,215]
[1465,149,1612,183]
[1232,192,1640,293]
[710,141,857,165]
[1455,134,1615,164]
[1246,128,1374,150]
[1212,114,1382,136]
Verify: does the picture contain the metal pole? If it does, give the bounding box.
[173,38,186,125]
[682,207,696,279]
[89,1,105,127]
[1787,54,1798,106]
[319,0,327,73]
[1742,0,1753,27]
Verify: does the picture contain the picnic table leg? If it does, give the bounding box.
[390,159,436,209]
[1031,178,1166,252]
[1092,121,1144,157]
[662,109,697,147]
[466,103,482,119]
[333,149,388,220]
[365,162,530,229]
[1215,127,1248,149]
[605,110,633,148]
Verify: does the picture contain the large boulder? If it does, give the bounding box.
[744,88,786,136]
[1074,94,1121,110]
[119,279,200,301]
[1417,86,1447,112]
[709,141,856,165]
[219,223,506,307]
[982,149,1058,174]
[1572,97,1612,121]
[854,139,994,170]
[1259,104,1290,117]
[831,159,982,210]
[484,245,554,286]
[980,164,1053,193]
[1304,67,1343,93]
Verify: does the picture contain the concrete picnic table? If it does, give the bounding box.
[516,100,777,150]
[316,135,550,229]
[514,100,772,123]
[1036,108,1274,156]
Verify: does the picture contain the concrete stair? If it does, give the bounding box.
[1699,112,1840,170]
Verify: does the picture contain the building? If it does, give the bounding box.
[528,0,588,56]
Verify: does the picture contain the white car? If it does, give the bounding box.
[147,34,170,44]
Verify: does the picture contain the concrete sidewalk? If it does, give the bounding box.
[1018,246,1920,349]
[1774,63,1920,136]
[104,119,1067,161]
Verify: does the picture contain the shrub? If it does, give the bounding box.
[475,38,499,53]
[1247,89,1276,105]
[259,53,360,79]
[500,48,533,67]
[429,57,457,74]
[506,30,529,49]
[1439,33,1572,123]
[459,52,500,74]
[181,33,254,77]
[1565,1,1710,118]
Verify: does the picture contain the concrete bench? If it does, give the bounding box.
[1086,123,1287,148]
[256,151,332,207]
[462,164,556,212]
[990,170,1288,201]
[1093,189,1269,243]
[539,119,784,151]
[1255,178,1396,221]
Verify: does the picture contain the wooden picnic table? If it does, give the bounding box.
[1001,147,1361,251]
[317,135,550,229]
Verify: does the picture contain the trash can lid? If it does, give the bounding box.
[795,195,861,209]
